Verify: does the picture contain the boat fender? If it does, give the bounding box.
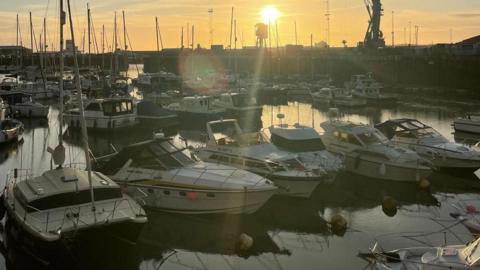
[329,214,348,236]
[379,163,386,176]
[417,178,430,191]
[382,196,397,217]
[236,233,253,252]
[466,205,477,214]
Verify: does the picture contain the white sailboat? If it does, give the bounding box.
[1,1,147,263]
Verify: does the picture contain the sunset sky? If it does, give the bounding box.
[0,0,479,51]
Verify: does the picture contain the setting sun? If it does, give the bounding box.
[261,5,280,23]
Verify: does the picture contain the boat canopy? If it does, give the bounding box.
[13,168,122,213]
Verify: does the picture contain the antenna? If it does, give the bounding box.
[208,9,214,47]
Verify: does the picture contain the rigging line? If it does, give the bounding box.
[90,16,100,55]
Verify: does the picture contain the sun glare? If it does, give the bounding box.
[261,6,280,23]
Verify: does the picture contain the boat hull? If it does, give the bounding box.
[454,119,480,135]
[64,114,137,130]
[268,175,323,198]
[123,184,276,215]
[3,210,145,266]
[343,155,432,182]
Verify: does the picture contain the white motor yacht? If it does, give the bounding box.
[214,92,262,117]
[311,87,367,107]
[195,119,331,198]
[64,97,137,130]
[366,237,480,270]
[344,73,396,103]
[376,119,480,174]
[0,91,49,118]
[99,134,277,214]
[268,123,344,181]
[166,95,226,123]
[320,120,432,181]
[454,114,480,135]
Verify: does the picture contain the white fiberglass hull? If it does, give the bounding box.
[64,114,137,129]
[454,118,480,135]
[343,154,432,182]
[268,176,322,198]
[124,184,276,214]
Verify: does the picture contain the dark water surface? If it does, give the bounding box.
[1,85,480,269]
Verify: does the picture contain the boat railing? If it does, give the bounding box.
[19,196,144,234]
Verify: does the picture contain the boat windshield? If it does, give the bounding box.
[356,130,388,145]
[395,121,441,139]
[130,140,195,170]
[464,238,480,266]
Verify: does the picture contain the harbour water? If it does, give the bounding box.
[1,72,480,269]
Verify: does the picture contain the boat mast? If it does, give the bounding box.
[87,3,91,67]
[59,0,65,148]
[122,10,127,77]
[66,0,96,212]
[155,17,159,52]
[114,11,118,74]
[101,24,105,69]
[44,17,47,71]
[29,11,34,66]
[16,14,19,67]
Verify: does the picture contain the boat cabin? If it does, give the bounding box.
[323,122,389,147]
[13,168,122,213]
[217,93,257,108]
[83,98,134,116]
[206,119,267,147]
[270,125,326,152]
[0,91,34,105]
[179,96,217,113]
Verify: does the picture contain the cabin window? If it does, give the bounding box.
[16,186,123,213]
[103,103,114,115]
[163,190,170,195]
[230,157,244,166]
[85,103,102,111]
[207,193,215,198]
[179,191,186,196]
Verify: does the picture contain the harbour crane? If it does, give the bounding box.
[363,0,385,48]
